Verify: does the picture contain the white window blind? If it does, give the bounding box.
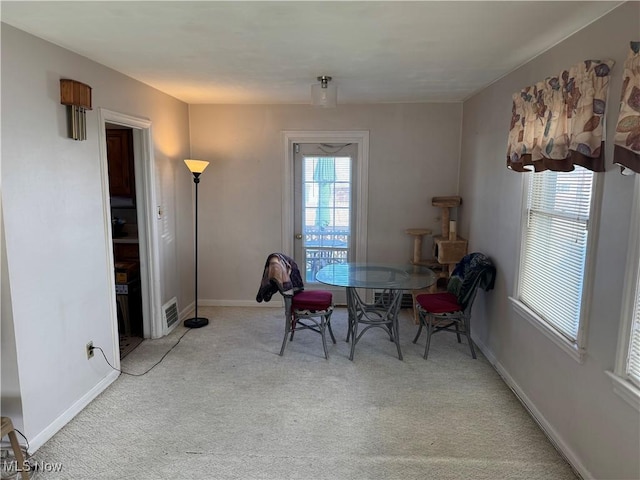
[627,269,640,387]
[519,167,594,343]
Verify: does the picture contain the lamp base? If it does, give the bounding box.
[184,317,209,329]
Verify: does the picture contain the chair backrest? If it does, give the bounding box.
[446,252,496,312]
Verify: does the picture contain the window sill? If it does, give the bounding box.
[509,296,585,364]
[605,371,640,412]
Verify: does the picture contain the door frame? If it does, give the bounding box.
[98,109,162,365]
[282,131,369,264]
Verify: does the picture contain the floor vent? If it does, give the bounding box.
[162,297,179,329]
[373,292,415,309]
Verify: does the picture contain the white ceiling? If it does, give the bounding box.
[1,1,623,105]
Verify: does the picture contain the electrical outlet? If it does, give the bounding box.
[86,341,94,359]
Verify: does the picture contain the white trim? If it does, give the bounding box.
[512,174,528,298]
[611,174,640,398]
[605,371,640,412]
[472,335,590,480]
[577,171,603,350]
[614,174,640,374]
[200,299,285,308]
[509,296,585,363]
[28,370,119,452]
[282,131,369,263]
[98,109,163,353]
[97,115,122,368]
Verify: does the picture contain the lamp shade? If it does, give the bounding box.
[184,159,210,174]
[311,77,337,108]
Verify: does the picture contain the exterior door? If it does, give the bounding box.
[294,142,357,302]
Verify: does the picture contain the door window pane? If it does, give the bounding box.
[302,156,351,282]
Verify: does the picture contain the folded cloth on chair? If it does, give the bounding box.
[256,253,304,303]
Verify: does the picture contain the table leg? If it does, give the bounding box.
[346,287,404,361]
[345,287,357,343]
[390,291,403,360]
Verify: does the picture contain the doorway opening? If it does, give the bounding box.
[106,124,144,358]
[99,109,161,367]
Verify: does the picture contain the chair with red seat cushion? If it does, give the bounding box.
[413,252,496,359]
[281,289,336,359]
[256,253,335,359]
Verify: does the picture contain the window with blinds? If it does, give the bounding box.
[518,167,594,343]
[627,269,640,388]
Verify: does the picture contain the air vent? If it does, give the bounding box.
[162,297,179,330]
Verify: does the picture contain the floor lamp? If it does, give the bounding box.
[184,159,209,328]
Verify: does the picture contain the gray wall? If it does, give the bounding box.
[459,3,640,479]
[1,25,192,448]
[188,103,463,303]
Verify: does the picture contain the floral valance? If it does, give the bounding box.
[614,41,640,174]
[507,59,614,173]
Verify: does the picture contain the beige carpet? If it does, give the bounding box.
[31,306,576,479]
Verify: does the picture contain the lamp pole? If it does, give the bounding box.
[184,159,210,328]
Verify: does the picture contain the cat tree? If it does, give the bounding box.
[430,196,467,275]
[406,196,468,323]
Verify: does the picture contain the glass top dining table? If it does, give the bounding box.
[316,263,436,360]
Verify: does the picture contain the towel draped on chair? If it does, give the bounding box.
[256,253,335,358]
[256,253,304,303]
[413,252,496,360]
[446,252,496,309]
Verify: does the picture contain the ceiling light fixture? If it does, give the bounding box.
[311,75,337,108]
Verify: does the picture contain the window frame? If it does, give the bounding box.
[509,168,603,363]
[608,174,640,411]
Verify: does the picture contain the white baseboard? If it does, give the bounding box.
[180,301,195,321]
[28,370,119,453]
[472,335,592,480]
[200,299,284,308]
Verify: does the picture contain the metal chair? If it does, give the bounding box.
[413,252,495,359]
[256,253,335,359]
[281,290,336,359]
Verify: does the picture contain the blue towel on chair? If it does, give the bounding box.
[447,252,496,309]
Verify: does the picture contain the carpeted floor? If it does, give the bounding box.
[31,306,576,479]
